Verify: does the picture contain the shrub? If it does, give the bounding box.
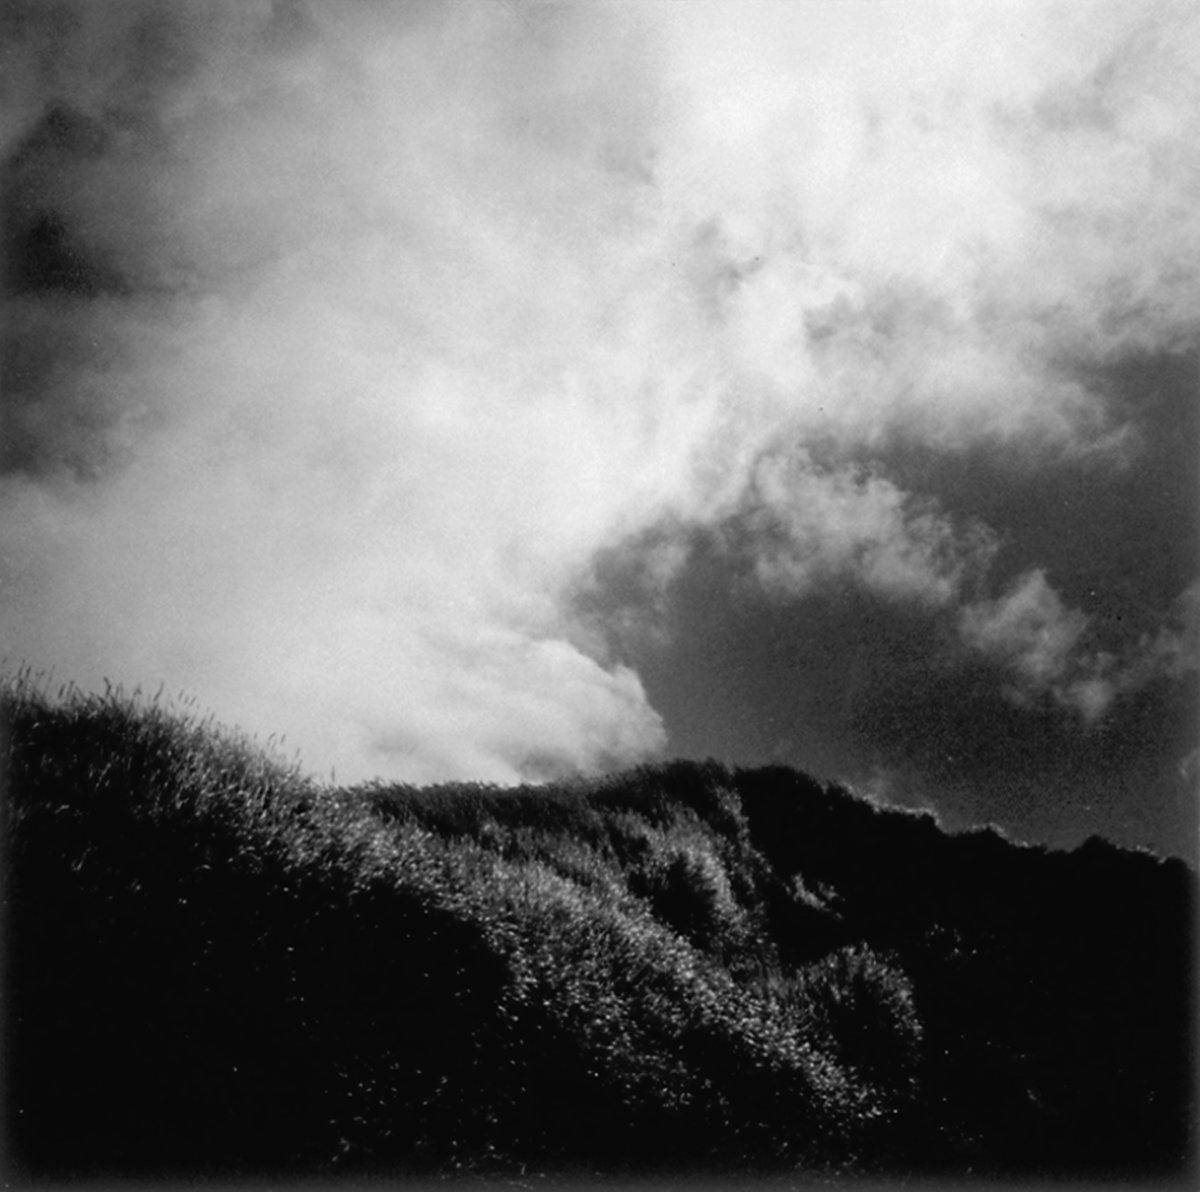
[633,840,737,948]
[791,945,924,1098]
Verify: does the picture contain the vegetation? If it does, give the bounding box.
[3,674,1195,1183]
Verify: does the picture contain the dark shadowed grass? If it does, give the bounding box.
[2,672,1194,1184]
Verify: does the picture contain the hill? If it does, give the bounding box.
[2,676,1195,1184]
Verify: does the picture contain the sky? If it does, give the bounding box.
[2,0,1197,859]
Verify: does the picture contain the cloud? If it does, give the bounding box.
[647,0,1200,452]
[730,451,997,607]
[2,0,1198,783]
[958,569,1092,708]
[1085,579,1200,713]
[1,0,681,781]
[959,573,1200,723]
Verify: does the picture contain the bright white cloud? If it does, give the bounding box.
[2,0,1197,782]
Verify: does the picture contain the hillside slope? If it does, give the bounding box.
[3,679,1195,1183]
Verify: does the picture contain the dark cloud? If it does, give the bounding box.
[593,521,1197,858]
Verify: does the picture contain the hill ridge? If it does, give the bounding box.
[3,678,1195,1183]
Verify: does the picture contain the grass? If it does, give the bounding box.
[2,672,1195,1183]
